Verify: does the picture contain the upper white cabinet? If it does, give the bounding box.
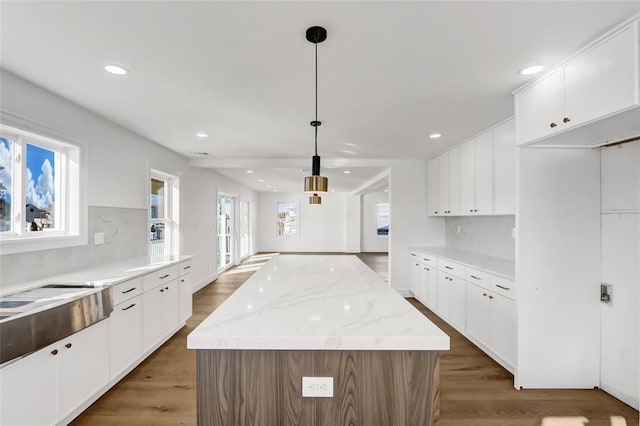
[515,20,640,147]
[429,118,515,217]
[601,141,640,212]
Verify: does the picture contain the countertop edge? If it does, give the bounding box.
[409,246,515,280]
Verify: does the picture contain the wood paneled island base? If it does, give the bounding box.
[196,349,440,426]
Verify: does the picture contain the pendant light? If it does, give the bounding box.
[303,26,328,204]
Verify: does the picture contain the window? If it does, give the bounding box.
[277,202,298,237]
[149,170,180,256]
[376,202,389,236]
[0,124,85,253]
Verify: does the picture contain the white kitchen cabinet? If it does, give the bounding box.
[436,271,452,320]
[0,341,58,426]
[110,295,143,380]
[161,280,180,336]
[475,131,494,215]
[449,275,466,332]
[427,157,440,216]
[448,146,461,215]
[179,273,193,324]
[466,282,492,348]
[515,20,639,146]
[438,152,450,215]
[491,292,517,367]
[601,141,640,212]
[493,119,516,214]
[422,264,438,311]
[409,257,421,297]
[460,138,476,215]
[59,320,109,420]
[143,283,164,352]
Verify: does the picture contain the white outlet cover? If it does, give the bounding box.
[94,232,104,245]
[302,377,333,398]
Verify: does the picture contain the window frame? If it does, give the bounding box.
[149,169,180,257]
[276,201,299,238]
[375,201,390,238]
[0,122,87,255]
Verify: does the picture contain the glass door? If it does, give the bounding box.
[239,200,250,259]
[217,195,234,271]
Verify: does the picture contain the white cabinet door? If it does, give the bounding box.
[493,119,516,215]
[110,295,143,380]
[427,157,440,216]
[438,152,450,215]
[565,22,639,129]
[436,271,451,320]
[162,280,181,336]
[179,274,193,324]
[0,342,58,426]
[409,259,421,297]
[460,139,476,215]
[448,146,461,215]
[58,320,109,420]
[418,264,430,305]
[601,142,640,212]
[490,293,516,367]
[466,282,491,347]
[515,68,565,144]
[426,267,438,311]
[143,284,164,352]
[449,275,467,332]
[474,131,494,215]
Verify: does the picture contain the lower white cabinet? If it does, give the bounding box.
[161,280,180,336]
[409,257,421,297]
[424,265,438,311]
[179,274,193,323]
[450,275,466,332]
[143,279,181,353]
[110,295,143,379]
[466,283,492,347]
[436,271,451,320]
[0,320,108,425]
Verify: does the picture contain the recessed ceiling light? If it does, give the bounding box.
[258,179,264,182]
[266,184,272,188]
[246,170,254,174]
[519,65,544,76]
[343,170,351,174]
[384,189,388,193]
[429,133,442,139]
[196,132,208,138]
[104,64,128,75]
[272,189,277,192]
[344,142,356,147]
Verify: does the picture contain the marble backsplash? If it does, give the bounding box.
[445,215,515,262]
[0,206,148,291]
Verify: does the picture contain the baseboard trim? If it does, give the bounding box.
[193,272,218,293]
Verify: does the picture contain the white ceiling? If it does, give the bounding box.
[1,1,639,192]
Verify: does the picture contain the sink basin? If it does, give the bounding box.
[42,283,101,288]
[0,300,33,309]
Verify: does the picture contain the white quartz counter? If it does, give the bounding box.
[187,255,450,351]
[410,246,515,280]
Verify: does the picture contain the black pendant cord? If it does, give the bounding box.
[314,42,318,157]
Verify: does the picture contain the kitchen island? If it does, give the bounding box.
[187,255,449,425]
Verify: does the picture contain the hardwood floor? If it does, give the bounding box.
[73,253,639,426]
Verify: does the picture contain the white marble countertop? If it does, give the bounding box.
[409,247,515,280]
[0,255,193,322]
[187,255,450,351]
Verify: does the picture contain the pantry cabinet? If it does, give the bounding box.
[515,20,639,146]
[427,157,440,215]
[493,119,517,214]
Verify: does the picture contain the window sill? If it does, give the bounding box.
[0,233,88,255]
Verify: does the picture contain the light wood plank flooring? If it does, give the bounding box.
[73,253,638,425]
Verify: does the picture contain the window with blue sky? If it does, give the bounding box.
[0,137,12,232]
[25,144,56,231]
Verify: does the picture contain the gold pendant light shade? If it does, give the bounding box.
[309,194,322,204]
[304,175,328,194]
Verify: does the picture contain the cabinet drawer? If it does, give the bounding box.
[179,260,193,276]
[492,276,516,300]
[418,254,437,268]
[113,277,143,306]
[143,265,179,291]
[438,259,466,279]
[466,267,492,290]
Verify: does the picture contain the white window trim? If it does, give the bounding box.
[149,169,180,257]
[276,201,299,238]
[0,121,87,255]
[375,200,389,240]
[239,198,251,260]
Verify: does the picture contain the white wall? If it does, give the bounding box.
[345,194,361,253]
[257,191,347,252]
[362,191,388,252]
[516,147,601,389]
[0,70,258,292]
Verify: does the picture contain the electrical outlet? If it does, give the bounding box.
[94,232,104,245]
[302,377,333,397]
[456,225,461,234]
[511,227,516,239]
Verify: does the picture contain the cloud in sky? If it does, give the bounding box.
[26,158,54,210]
[0,138,11,202]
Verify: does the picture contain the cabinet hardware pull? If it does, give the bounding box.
[470,275,480,280]
[489,295,494,299]
[483,293,487,296]
[426,268,430,271]
[51,349,59,355]
[423,258,429,261]
[122,287,136,294]
[183,265,191,270]
[65,343,72,349]
[181,279,185,283]
[415,263,419,266]
[474,209,478,212]
[122,303,136,311]
[160,289,164,292]
[445,266,453,270]
[469,209,473,212]
[434,211,438,214]
[165,286,169,290]
[563,117,570,123]
[496,284,510,290]
[411,253,416,256]
[160,274,170,279]
[550,122,557,128]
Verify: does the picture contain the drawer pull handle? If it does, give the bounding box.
[51,349,59,356]
[496,284,510,291]
[122,303,136,311]
[470,275,481,280]
[550,122,557,128]
[411,253,416,256]
[65,343,72,349]
[489,295,494,300]
[445,266,453,270]
[482,293,487,297]
[160,274,170,279]
[423,258,430,261]
[122,287,136,294]
[183,265,192,270]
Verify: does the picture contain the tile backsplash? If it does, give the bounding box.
[0,206,148,291]
[445,215,515,261]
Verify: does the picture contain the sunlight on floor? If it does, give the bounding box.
[541,416,627,426]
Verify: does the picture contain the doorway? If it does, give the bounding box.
[217,195,234,272]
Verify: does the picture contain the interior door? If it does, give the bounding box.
[217,196,235,271]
